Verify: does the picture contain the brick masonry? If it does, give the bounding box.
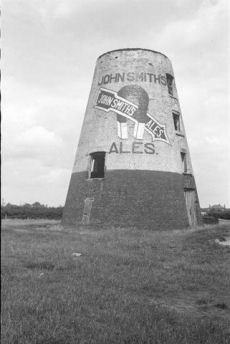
[62,170,190,230]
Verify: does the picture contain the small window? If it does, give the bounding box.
[90,152,105,178]
[181,152,187,173]
[166,73,174,96]
[173,112,180,131]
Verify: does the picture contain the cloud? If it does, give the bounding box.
[4,126,64,170]
[53,1,76,19]
[2,158,70,205]
[17,126,62,146]
[2,75,86,168]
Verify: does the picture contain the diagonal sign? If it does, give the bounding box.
[95,88,170,144]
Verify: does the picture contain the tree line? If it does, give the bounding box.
[1,202,63,219]
[202,207,230,220]
[1,202,229,221]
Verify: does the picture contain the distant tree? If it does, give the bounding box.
[23,203,32,208]
[32,202,43,208]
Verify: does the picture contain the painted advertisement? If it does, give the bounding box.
[95,85,170,144]
[98,72,167,86]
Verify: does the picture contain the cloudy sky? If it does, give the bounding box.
[2,0,229,207]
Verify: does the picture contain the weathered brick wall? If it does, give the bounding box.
[62,170,189,230]
[183,174,196,190]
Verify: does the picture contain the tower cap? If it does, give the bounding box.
[98,48,169,60]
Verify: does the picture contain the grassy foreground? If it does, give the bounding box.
[1,219,230,344]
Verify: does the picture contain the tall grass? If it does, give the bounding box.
[1,220,230,344]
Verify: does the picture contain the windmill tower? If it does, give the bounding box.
[62,49,202,229]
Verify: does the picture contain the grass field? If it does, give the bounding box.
[1,219,230,344]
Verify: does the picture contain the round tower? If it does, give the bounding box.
[62,48,202,229]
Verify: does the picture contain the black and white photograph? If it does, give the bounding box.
[1,0,230,343]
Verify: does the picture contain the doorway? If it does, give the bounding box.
[184,190,197,227]
[82,197,94,224]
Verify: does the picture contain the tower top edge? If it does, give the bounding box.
[98,48,169,60]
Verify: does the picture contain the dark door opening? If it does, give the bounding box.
[90,152,105,178]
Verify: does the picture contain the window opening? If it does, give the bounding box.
[166,73,174,96]
[181,152,187,173]
[90,152,105,178]
[173,112,180,131]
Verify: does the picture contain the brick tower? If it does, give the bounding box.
[62,48,202,229]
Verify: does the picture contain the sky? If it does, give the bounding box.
[2,0,230,207]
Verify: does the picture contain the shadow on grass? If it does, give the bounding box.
[25,262,56,271]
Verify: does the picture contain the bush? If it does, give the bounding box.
[1,203,63,220]
[218,210,230,220]
[202,215,219,225]
[206,208,230,220]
